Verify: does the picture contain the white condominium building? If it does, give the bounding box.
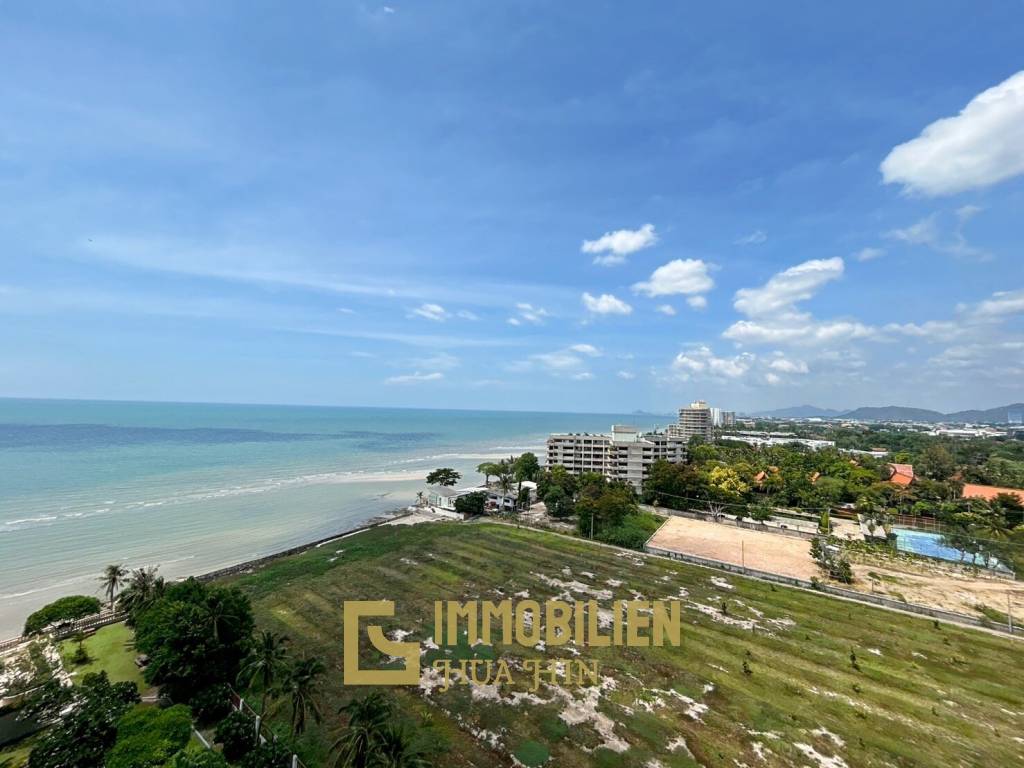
[546,424,687,492]
[670,400,713,442]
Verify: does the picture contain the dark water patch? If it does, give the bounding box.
[0,424,439,451]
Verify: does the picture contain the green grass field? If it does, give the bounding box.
[59,622,146,690]
[227,522,1024,767]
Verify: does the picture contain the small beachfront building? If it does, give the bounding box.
[426,486,481,511]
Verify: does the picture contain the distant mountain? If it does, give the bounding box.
[839,405,945,422]
[749,402,1024,424]
[749,405,845,419]
[940,403,1024,424]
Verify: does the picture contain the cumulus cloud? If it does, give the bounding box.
[385,371,444,384]
[656,304,676,316]
[617,370,635,380]
[881,70,1024,196]
[885,212,985,259]
[507,302,549,326]
[583,223,658,266]
[569,343,602,356]
[686,295,707,310]
[671,345,754,380]
[883,321,964,341]
[571,372,594,381]
[733,257,844,316]
[582,292,633,315]
[410,303,448,321]
[632,259,714,298]
[972,289,1024,318]
[724,257,875,346]
[767,356,809,374]
[734,230,767,245]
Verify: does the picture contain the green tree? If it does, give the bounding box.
[425,468,461,487]
[214,710,257,763]
[238,630,290,715]
[105,704,192,768]
[99,563,129,610]
[453,491,487,517]
[28,671,140,768]
[23,595,102,635]
[332,692,393,768]
[542,486,572,518]
[134,578,255,701]
[283,656,326,736]
[241,740,294,768]
[512,452,540,482]
[918,443,956,481]
[118,567,165,625]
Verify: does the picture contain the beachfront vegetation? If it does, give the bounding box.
[99,564,129,611]
[452,490,486,517]
[237,630,290,715]
[424,468,460,487]
[22,595,101,635]
[26,671,140,768]
[219,521,1024,767]
[133,578,255,702]
[59,622,145,689]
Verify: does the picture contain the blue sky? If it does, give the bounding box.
[2,2,1023,414]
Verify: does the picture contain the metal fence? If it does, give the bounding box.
[228,688,309,768]
[0,609,126,654]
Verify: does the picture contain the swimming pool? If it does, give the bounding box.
[893,527,1007,572]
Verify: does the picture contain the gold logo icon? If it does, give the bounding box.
[343,600,420,685]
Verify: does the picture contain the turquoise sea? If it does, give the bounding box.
[0,398,660,637]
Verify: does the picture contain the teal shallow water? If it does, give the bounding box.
[0,399,659,637]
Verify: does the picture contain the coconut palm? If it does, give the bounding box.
[283,655,326,736]
[99,563,128,610]
[375,722,432,768]
[331,692,393,768]
[118,566,163,619]
[237,630,290,714]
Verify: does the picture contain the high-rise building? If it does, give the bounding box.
[545,425,687,492]
[672,400,713,442]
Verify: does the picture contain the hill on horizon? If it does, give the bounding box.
[750,402,1024,424]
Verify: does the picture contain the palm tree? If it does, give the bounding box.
[237,630,290,714]
[205,592,240,643]
[331,692,393,768]
[283,656,326,736]
[119,566,162,618]
[375,722,431,768]
[99,564,128,610]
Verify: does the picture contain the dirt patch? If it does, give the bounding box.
[648,516,819,580]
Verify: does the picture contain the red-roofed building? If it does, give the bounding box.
[887,463,914,486]
[961,483,1024,505]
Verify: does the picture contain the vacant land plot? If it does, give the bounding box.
[647,516,819,580]
[225,522,1024,768]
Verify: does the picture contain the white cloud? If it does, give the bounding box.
[733,257,843,317]
[632,259,714,298]
[508,302,550,326]
[723,257,877,347]
[583,223,657,266]
[656,304,676,316]
[582,292,633,315]
[410,303,448,322]
[855,247,884,262]
[973,289,1024,318]
[569,343,602,357]
[734,230,767,246]
[767,357,809,374]
[686,295,707,310]
[883,321,963,341]
[671,345,754,380]
[571,372,594,381]
[408,352,460,370]
[617,370,635,380]
[456,309,479,320]
[337,307,356,314]
[532,351,583,371]
[881,70,1024,196]
[885,212,985,259]
[764,372,782,385]
[385,371,444,384]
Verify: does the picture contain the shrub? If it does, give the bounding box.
[167,748,230,768]
[596,512,662,550]
[23,595,102,635]
[189,683,233,727]
[240,739,293,768]
[215,710,257,763]
[105,704,192,768]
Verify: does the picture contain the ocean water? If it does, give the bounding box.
[0,398,659,637]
